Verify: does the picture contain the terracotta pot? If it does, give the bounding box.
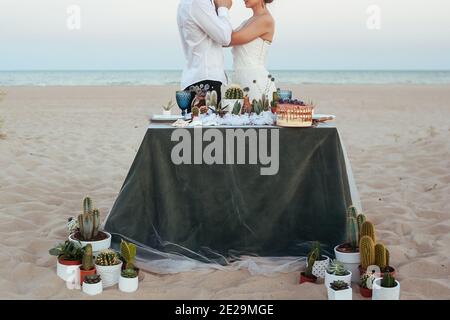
[359,285,373,298]
[299,272,317,284]
[79,267,96,284]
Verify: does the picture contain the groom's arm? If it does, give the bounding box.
[191,0,232,46]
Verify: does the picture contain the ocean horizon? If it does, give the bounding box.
[1,70,450,86]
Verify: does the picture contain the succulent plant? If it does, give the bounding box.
[260,94,270,112]
[252,99,262,115]
[84,274,101,284]
[242,96,252,114]
[95,249,121,266]
[360,273,375,289]
[81,244,95,271]
[327,260,350,276]
[380,273,397,288]
[225,87,244,99]
[120,239,137,270]
[232,101,242,115]
[121,268,138,278]
[49,240,84,261]
[360,221,376,243]
[330,280,349,291]
[77,196,100,241]
[199,105,208,114]
[304,247,319,277]
[162,99,176,111]
[360,235,376,270]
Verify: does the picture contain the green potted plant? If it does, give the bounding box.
[119,268,139,293]
[372,273,400,300]
[120,239,138,273]
[324,259,352,288]
[162,99,176,116]
[327,280,352,300]
[49,240,83,281]
[334,206,366,282]
[300,246,318,284]
[305,242,330,279]
[222,86,244,113]
[79,244,96,284]
[82,274,103,296]
[69,196,111,254]
[359,272,376,298]
[94,249,123,288]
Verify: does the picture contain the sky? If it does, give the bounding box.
[1,0,449,70]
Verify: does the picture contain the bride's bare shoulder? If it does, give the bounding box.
[257,13,274,27]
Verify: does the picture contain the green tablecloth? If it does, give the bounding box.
[104,124,354,265]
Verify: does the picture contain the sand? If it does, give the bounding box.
[0,85,449,300]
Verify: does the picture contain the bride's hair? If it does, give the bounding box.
[264,0,274,3]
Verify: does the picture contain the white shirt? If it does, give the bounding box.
[177,0,232,89]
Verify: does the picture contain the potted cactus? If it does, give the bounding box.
[79,244,96,284]
[222,86,244,112]
[94,249,123,288]
[372,273,400,300]
[327,280,352,300]
[324,259,352,288]
[120,239,138,273]
[300,245,318,284]
[162,99,176,116]
[359,272,376,298]
[49,240,83,281]
[305,242,330,279]
[82,274,103,296]
[69,196,111,253]
[119,268,139,293]
[334,206,366,282]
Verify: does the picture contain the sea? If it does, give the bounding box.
[0,70,449,86]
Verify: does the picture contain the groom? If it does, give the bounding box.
[177,0,233,112]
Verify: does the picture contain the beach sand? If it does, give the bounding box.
[0,85,449,299]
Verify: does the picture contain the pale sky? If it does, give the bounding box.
[1,0,449,70]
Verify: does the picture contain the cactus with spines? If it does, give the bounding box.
[81,244,94,271]
[347,214,359,250]
[225,87,244,99]
[192,106,200,118]
[95,249,121,266]
[380,273,397,288]
[360,221,376,242]
[386,248,390,267]
[360,235,375,270]
[77,196,100,241]
[356,213,366,239]
[206,90,218,108]
[375,243,387,270]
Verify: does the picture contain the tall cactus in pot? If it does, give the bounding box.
[77,196,100,241]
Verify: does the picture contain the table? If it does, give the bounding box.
[104,123,357,267]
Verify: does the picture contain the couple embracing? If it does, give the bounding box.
[177,0,276,112]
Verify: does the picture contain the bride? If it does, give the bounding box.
[229,0,277,103]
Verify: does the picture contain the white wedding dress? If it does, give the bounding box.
[232,20,277,103]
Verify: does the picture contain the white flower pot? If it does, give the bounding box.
[162,110,172,116]
[82,281,103,296]
[306,256,330,279]
[69,232,111,255]
[56,258,81,282]
[372,278,401,300]
[95,261,123,288]
[222,99,243,112]
[324,270,352,288]
[327,286,353,300]
[119,275,139,293]
[334,245,360,283]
